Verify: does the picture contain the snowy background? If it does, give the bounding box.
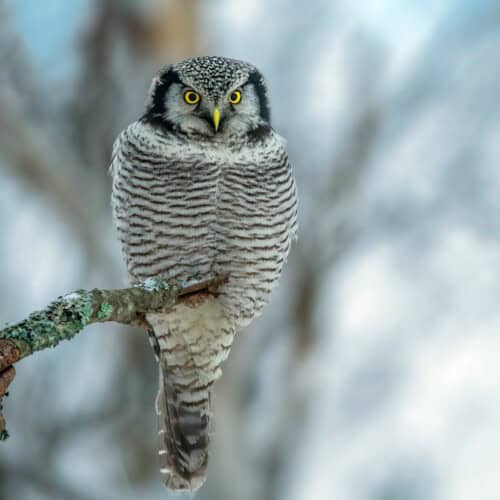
[1,1,500,499]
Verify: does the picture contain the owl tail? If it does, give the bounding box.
[155,362,212,491]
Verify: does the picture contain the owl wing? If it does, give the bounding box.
[110,121,179,283]
[287,158,299,241]
[273,132,299,242]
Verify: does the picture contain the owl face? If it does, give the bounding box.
[143,57,271,139]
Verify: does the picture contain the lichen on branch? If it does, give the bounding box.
[0,276,225,362]
[0,276,225,440]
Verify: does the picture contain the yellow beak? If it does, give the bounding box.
[213,107,220,132]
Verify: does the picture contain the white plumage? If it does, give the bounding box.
[111,56,297,491]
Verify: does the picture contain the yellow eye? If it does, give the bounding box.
[228,90,242,105]
[184,90,200,105]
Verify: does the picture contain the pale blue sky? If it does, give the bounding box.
[5,0,457,68]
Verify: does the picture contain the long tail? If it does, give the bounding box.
[146,299,234,491]
[155,361,213,491]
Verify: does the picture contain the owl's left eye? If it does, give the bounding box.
[228,90,242,105]
[184,90,201,105]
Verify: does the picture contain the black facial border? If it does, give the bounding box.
[142,67,182,132]
[245,70,271,124]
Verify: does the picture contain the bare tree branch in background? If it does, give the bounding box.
[0,90,116,267]
[69,0,130,169]
[0,6,118,274]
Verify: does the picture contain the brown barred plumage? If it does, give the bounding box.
[111,57,297,491]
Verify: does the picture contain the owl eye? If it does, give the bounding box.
[228,90,242,105]
[184,90,201,105]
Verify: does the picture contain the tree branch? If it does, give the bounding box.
[0,275,225,440]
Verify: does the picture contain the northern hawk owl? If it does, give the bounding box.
[111,56,298,491]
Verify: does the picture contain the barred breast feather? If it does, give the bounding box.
[111,120,298,490]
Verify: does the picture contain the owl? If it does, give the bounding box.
[110,56,298,491]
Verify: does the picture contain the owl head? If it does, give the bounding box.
[143,56,271,139]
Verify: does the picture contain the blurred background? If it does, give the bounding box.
[1,0,500,499]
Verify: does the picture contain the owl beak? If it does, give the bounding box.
[212,107,221,132]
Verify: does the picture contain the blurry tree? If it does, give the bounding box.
[1,1,500,500]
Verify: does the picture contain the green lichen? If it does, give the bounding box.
[0,277,218,365]
[0,292,96,356]
[97,302,113,320]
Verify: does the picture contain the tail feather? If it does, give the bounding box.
[145,300,234,492]
[156,363,212,491]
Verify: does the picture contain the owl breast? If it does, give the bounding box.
[112,122,297,329]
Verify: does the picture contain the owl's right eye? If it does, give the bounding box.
[184,90,201,105]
